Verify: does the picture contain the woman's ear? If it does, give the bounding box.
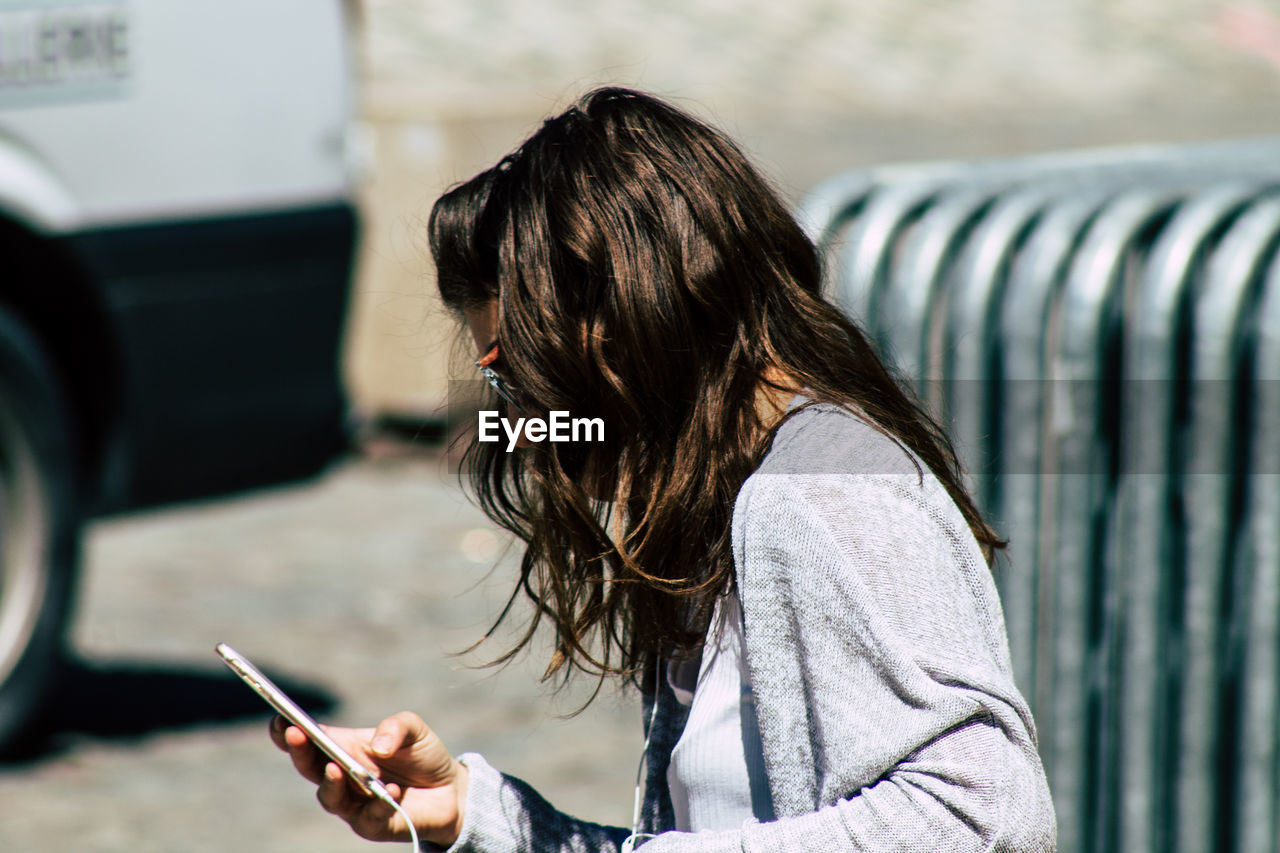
[464,300,500,356]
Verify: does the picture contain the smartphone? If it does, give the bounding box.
[215,642,393,804]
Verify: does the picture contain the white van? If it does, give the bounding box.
[0,0,362,750]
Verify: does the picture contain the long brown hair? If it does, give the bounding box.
[430,87,1003,689]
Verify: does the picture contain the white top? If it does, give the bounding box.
[666,591,774,831]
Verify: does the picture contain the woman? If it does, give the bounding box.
[271,87,1057,851]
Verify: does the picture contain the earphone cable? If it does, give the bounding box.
[621,659,663,853]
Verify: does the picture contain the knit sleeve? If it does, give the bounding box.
[430,752,633,853]
[715,467,1058,852]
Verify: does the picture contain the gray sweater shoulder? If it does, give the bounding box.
[729,400,1058,852]
[757,401,928,478]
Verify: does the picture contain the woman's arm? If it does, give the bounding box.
[448,715,1047,853]
[721,465,1057,852]
[434,753,632,853]
[634,716,1051,853]
[443,466,1057,853]
[271,711,636,853]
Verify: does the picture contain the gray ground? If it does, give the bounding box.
[0,451,641,852]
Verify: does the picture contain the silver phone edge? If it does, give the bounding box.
[215,643,391,802]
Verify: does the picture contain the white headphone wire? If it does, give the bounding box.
[621,660,663,853]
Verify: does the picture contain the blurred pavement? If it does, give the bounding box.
[0,451,641,852]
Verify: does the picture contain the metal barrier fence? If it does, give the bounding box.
[797,138,1280,853]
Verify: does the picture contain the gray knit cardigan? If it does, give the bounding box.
[436,402,1058,852]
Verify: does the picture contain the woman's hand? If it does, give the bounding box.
[268,711,468,848]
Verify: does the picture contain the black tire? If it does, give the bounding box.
[0,304,79,756]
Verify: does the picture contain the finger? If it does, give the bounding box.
[285,726,327,784]
[351,792,399,840]
[371,711,428,758]
[268,715,290,751]
[348,786,410,843]
[316,763,357,818]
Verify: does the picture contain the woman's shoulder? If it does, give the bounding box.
[757,398,923,480]
[736,398,977,562]
[732,398,1012,692]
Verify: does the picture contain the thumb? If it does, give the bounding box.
[370,711,428,758]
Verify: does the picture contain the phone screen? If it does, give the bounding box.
[215,643,391,802]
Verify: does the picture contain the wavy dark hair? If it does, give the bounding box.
[430,87,1004,689]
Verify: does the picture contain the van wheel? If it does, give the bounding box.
[0,305,79,756]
